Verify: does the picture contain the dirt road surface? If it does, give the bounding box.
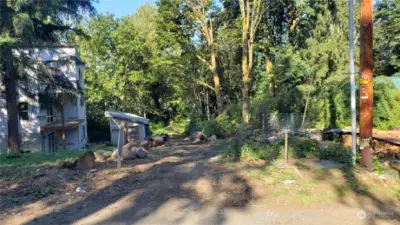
[1,137,399,225]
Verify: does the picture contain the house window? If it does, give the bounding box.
[18,102,29,120]
[47,104,53,122]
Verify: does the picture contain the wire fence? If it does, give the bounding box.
[259,112,314,135]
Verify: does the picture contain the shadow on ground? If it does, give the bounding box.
[16,139,268,225]
[296,160,400,225]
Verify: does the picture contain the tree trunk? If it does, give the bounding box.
[265,53,273,96]
[242,41,250,123]
[61,104,66,151]
[4,49,20,154]
[205,89,210,120]
[210,46,222,114]
[241,3,250,124]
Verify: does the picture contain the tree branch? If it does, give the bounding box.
[197,54,212,68]
[196,79,215,91]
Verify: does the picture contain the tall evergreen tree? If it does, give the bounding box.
[0,0,95,153]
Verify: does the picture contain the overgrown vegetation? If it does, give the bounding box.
[372,159,387,174]
[224,137,281,161]
[318,143,354,168]
[289,137,319,159]
[69,0,400,142]
[222,132,357,169]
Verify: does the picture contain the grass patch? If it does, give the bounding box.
[272,189,289,197]
[297,189,312,202]
[224,139,281,161]
[0,145,114,168]
[372,159,386,174]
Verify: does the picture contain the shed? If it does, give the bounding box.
[105,110,149,145]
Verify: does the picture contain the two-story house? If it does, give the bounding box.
[0,47,88,152]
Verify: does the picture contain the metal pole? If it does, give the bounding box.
[348,0,357,164]
[359,0,373,171]
[284,131,288,164]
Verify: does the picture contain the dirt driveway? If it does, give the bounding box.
[1,137,399,225]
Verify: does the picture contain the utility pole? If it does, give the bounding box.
[348,0,357,165]
[359,0,373,171]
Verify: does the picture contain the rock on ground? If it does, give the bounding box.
[160,133,170,142]
[110,148,136,160]
[75,151,95,170]
[192,131,205,141]
[94,151,107,161]
[136,148,148,158]
[207,135,217,141]
[140,140,152,150]
[192,138,201,144]
[151,136,165,147]
[123,142,135,152]
[94,150,112,161]
[122,148,136,160]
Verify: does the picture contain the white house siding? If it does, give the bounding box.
[0,77,41,153]
[0,47,88,152]
[19,96,41,152]
[0,96,7,152]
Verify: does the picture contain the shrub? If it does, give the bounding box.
[318,143,354,167]
[372,159,386,174]
[373,78,400,129]
[201,119,223,137]
[224,138,243,159]
[150,121,168,135]
[290,137,319,158]
[150,117,189,135]
[201,111,241,138]
[168,117,189,135]
[224,139,281,161]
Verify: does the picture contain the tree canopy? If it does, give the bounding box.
[2,0,399,145]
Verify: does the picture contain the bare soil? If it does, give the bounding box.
[1,137,399,225]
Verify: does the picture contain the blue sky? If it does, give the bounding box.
[95,0,156,17]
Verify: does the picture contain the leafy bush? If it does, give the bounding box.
[201,119,222,137]
[290,137,319,158]
[201,113,240,138]
[224,139,281,161]
[200,104,242,138]
[373,77,400,129]
[318,143,354,167]
[372,159,386,174]
[168,117,190,134]
[150,117,189,135]
[224,138,243,159]
[150,121,168,135]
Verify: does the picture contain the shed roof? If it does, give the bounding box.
[105,110,149,125]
